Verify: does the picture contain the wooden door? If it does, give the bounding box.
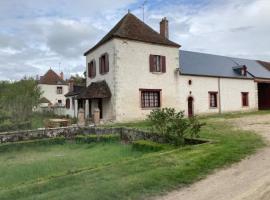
[188,97,194,117]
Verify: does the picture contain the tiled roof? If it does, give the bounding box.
[84,13,180,56]
[180,50,270,79]
[65,85,85,97]
[38,69,67,85]
[77,81,111,99]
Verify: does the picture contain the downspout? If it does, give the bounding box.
[218,77,221,114]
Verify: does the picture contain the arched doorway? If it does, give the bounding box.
[187,96,194,117]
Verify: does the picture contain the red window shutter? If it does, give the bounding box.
[161,56,166,73]
[93,60,96,77]
[149,55,154,72]
[105,53,109,73]
[99,57,102,74]
[88,62,91,78]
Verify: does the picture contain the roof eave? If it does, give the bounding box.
[180,73,254,80]
[84,36,181,56]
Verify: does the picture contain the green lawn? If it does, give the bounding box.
[0,116,266,200]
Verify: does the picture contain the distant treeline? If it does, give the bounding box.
[0,78,41,131]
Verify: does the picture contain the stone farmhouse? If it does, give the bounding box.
[65,13,270,122]
[38,69,69,109]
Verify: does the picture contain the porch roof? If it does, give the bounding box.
[77,80,111,99]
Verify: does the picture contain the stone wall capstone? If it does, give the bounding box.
[0,126,157,144]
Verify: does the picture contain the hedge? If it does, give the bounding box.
[132,140,172,152]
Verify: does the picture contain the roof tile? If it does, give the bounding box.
[84,13,180,55]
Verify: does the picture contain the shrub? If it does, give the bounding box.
[75,134,120,144]
[148,108,205,146]
[132,140,170,152]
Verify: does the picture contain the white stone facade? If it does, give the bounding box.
[178,75,258,116]
[39,84,69,106]
[85,38,258,122]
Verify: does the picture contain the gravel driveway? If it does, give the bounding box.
[156,114,270,200]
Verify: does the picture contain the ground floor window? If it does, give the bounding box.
[58,100,62,105]
[209,92,218,108]
[242,92,249,107]
[140,89,161,108]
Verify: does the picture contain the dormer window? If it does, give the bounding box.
[241,66,247,76]
[149,55,166,73]
[233,65,247,76]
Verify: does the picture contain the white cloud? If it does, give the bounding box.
[145,0,270,60]
[0,0,269,80]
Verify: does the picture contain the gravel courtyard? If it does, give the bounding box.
[157,114,270,200]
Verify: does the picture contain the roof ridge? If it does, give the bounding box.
[84,13,180,56]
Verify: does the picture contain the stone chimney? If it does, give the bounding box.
[160,17,169,39]
[69,79,74,92]
[60,72,64,80]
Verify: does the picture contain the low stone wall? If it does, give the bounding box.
[0,126,154,144]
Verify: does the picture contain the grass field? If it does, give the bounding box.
[0,116,266,200]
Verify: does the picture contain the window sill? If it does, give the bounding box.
[151,72,164,75]
[141,107,160,110]
[209,107,218,109]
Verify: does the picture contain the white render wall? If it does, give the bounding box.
[85,40,116,120]
[219,78,258,112]
[39,84,68,106]
[84,38,259,122]
[114,39,180,121]
[178,75,258,116]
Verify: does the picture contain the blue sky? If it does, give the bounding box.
[0,0,269,80]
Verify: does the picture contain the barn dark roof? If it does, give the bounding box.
[180,50,270,79]
[65,85,86,97]
[38,69,67,85]
[84,13,180,56]
[77,81,111,99]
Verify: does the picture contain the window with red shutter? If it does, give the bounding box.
[242,92,249,107]
[99,53,109,75]
[161,56,166,72]
[149,54,166,73]
[105,53,109,73]
[88,60,96,78]
[149,55,154,72]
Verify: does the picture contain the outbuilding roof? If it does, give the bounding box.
[39,97,52,104]
[38,69,67,85]
[65,85,85,97]
[77,81,111,99]
[180,50,270,79]
[84,13,180,56]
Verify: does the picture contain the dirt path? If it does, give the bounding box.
[155,114,270,200]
